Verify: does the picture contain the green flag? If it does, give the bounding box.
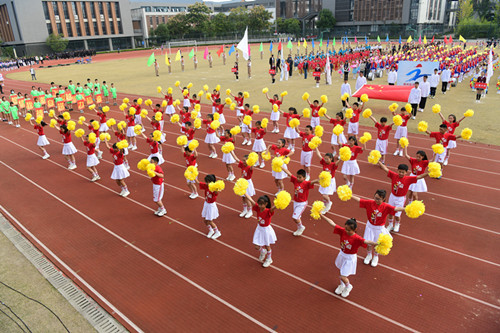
[259,42,263,52]
[377,35,381,42]
[333,37,336,46]
[287,40,293,49]
[319,38,323,47]
[188,48,194,59]
[147,52,155,67]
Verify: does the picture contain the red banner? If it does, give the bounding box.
[95,94,103,104]
[231,68,237,72]
[352,84,414,103]
[17,98,25,109]
[46,97,55,108]
[72,94,77,103]
[39,94,46,105]
[35,107,44,119]
[57,100,65,112]
[269,69,276,75]
[475,82,487,89]
[10,95,17,105]
[77,100,85,110]
[25,100,34,111]
[65,91,73,102]
[313,71,321,77]
[85,95,93,105]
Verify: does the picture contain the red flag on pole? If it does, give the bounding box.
[216,45,223,57]
[278,42,282,51]
[431,35,435,43]
[449,35,453,44]
[352,85,414,103]
[444,36,447,44]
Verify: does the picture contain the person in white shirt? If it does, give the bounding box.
[429,68,439,98]
[408,82,421,119]
[387,67,397,85]
[441,66,451,94]
[355,72,367,102]
[340,79,351,110]
[418,76,430,112]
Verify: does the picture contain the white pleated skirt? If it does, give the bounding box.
[37,135,50,146]
[86,153,100,167]
[62,142,77,155]
[252,139,266,152]
[201,202,219,220]
[99,123,109,132]
[165,105,175,115]
[318,177,336,195]
[126,127,136,137]
[394,126,407,139]
[222,152,236,164]
[335,251,357,276]
[253,225,277,247]
[363,222,392,243]
[204,133,220,144]
[341,160,360,175]
[272,163,288,179]
[284,127,300,139]
[270,111,280,121]
[241,179,256,197]
[111,163,130,180]
[409,177,427,193]
[330,133,347,145]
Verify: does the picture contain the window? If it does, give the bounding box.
[62,1,69,19]
[81,2,87,19]
[66,22,72,36]
[76,23,81,36]
[52,1,59,17]
[42,2,50,20]
[56,22,62,34]
[98,2,103,16]
[118,20,122,34]
[71,2,77,20]
[114,2,121,19]
[93,21,98,33]
[47,22,53,34]
[90,3,96,18]
[85,21,90,35]
[108,2,113,18]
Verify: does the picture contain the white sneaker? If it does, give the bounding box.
[157,208,167,217]
[211,154,218,159]
[42,154,50,160]
[121,190,130,198]
[259,250,268,262]
[242,139,248,145]
[239,209,247,217]
[8,121,12,124]
[208,152,214,158]
[95,175,101,181]
[244,210,253,219]
[293,225,306,236]
[393,150,400,156]
[211,230,221,240]
[393,222,400,233]
[207,229,215,238]
[275,129,279,133]
[16,124,20,128]
[341,284,353,298]
[334,284,345,295]
[126,165,130,170]
[228,174,236,181]
[119,189,125,196]
[325,201,333,212]
[98,151,103,158]
[91,175,98,182]
[418,108,424,112]
[305,175,310,181]
[262,258,273,268]
[443,158,449,166]
[411,116,416,120]
[259,163,265,168]
[364,252,372,265]
[386,222,394,232]
[370,255,379,267]
[154,207,161,215]
[190,193,198,199]
[254,161,260,167]
[68,164,77,170]
[399,150,404,157]
[246,141,252,146]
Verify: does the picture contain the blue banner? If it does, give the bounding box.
[397,61,439,86]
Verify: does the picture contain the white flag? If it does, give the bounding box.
[325,53,332,85]
[486,48,493,84]
[280,43,286,81]
[237,27,249,61]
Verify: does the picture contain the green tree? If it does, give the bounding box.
[211,13,233,36]
[228,7,249,33]
[473,0,494,21]
[276,18,301,35]
[496,1,500,25]
[248,5,272,32]
[166,14,191,38]
[316,9,336,30]
[186,2,212,32]
[457,0,474,23]
[45,33,68,52]
[153,24,170,39]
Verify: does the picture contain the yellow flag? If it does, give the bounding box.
[175,50,181,61]
[303,39,307,48]
[459,35,467,43]
[165,53,170,66]
[423,36,427,44]
[407,36,412,43]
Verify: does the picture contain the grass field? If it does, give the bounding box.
[7,45,500,145]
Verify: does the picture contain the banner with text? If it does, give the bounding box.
[397,61,439,86]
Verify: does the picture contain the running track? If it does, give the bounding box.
[1,59,499,332]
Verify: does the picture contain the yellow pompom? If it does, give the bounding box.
[320,95,328,103]
[289,118,300,128]
[89,104,96,111]
[137,158,150,171]
[210,120,220,130]
[190,111,198,119]
[337,185,353,201]
[175,81,180,87]
[262,151,271,161]
[261,118,269,129]
[116,140,129,150]
[154,112,162,122]
[339,146,352,161]
[360,94,369,103]
[123,98,129,104]
[99,133,107,141]
[375,234,393,256]
[145,99,153,106]
[105,118,115,127]
[194,118,202,129]
[203,84,209,91]
[417,121,428,132]
[345,108,353,119]
[246,152,259,167]
[147,167,156,178]
[225,89,231,96]
[182,89,189,97]
[129,107,136,115]
[213,112,220,121]
[62,112,71,120]
[117,121,127,130]
[310,201,326,220]
[283,156,290,164]
[302,108,311,118]
[428,162,442,178]
[243,115,252,126]
[233,178,249,196]
[48,109,55,117]
[359,132,372,144]
[252,105,260,113]
[194,104,201,112]
[137,98,143,105]
[230,125,241,136]
[119,103,127,111]
[302,92,310,101]
[225,97,232,105]
[274,191,292,210]
[308,136,322,150]
[157,86,162,93]
[432,104,441,114]
[205,93,212,100]
[153,130,162,142]
[405,103,412,112]
[25,114,32,121]
[262,87,269,94]
[341,93,349,101]
[74,129,85,138]
[464,109,474,117]
[209,180,225,192]
[333,124,344,136]
[171,114,180,123]
[174,99,181,106]
[432,144,445,154]
[197,91,204,98]
[243,91,250,98]
[133,125,142,135]
[319,171,332,188]
[281,91,288,97]
[188,140,199,151]
[399,137,409,148]
[167,87,173,94]
[229,103,236,111]
[88,132,97,144]
[176,135,188,146]
[161,100,167,108]
[362,108,372,118]
[187,82,193,89]
[393,115,403,126]
[405,200,426,218]
[102,106,110,113]
[318,107,327,117]
[50,119,57,127]
[272,104,279,112]
[215,84,221,92]
[368,150,382,164]
[388,103,399,112]
[314,125,324,138]
[221,142,235,154]
[271,157,284,172]
[461,128,472,140]
[67,121,76,131]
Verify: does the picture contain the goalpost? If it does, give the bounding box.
[166,41,198,54]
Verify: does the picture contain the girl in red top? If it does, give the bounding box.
[213,99,226,135]
[240,104,253,146]
[230,91,245,120]
[244,194,278,268]
[104,139,130,197]
[177,121,196,145]
[211,89,220,114]
[437,111,466,165]
[230,152,257,219]
[305,97,324,129]
[179,86,191,109]
[189,94,201,115]
[368,115,394,164]
[267,139,294,194]
[404,147,429,202]
[346,101,364,138]
[251,120,267,168]
[147,103,165,131]
[341,136,365,189]
[149,156,166,217]
[82,119,104,159]
[325,112,347,156]
[392,107,411,156]
[203,114,220,158]
[140,132,165,165]
[315,148,341,213]
[218,130,237,181]
[182,146,199,199]
[30,119,50,159]
[54,124,77,170]
[110,123,130,169]
[320,215,377,298]
[79,134,100,182]
[265,92,284,133]
[95,107,109,133]
[279,107,301,151]
[161,89,175,119]
[122,107,137,150]
[195,174,222,240]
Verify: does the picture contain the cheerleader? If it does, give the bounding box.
[140,132,165,165]
[297,125,315,180]
[341,136,365,189]
[203,114,220,158]
[315,148,340,213]
[182,146,199,199]
[265,92,284,133]
[177,121,197,146]
[30,119,50,159]
[218,130,237,181]
[147,103,165,131]
[320,214,377,298]
[103,139,130,197]
[146,115,166,149]
[195,174,222,240]
[230,91,245,122]
[81,119,103,159]
[244,193,277,268]
[213,99,226,135]
[211,89,220,114]
[79,134,100,182]
[54,124,77,170]
[149,156,166,217]
[179,86,191,109]
[346,101,364,138]
[189,94,201,117]
[240,104,253,146]
[251,121,267,168]
[161,89,175,120]
[392,107,411,156]
[267,139,294,195]
[122,107,137,150]
[230,152,257,218]
[95,107,109,134]
[325,112,347,156]
[280,107,301,151]
[306,97,324,129]
[437,111,466,165]
[128,99,143,131]
[110,124,130,169]
[404,147,429,202]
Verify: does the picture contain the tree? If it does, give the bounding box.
[472,0,494,21]
[153,24,169,40]
[276,18,301,35]
[186,2,211,33]
[166,14,191,38]
[316,9,336,30]
[457,0,474,23]
[211,13,234,36]
[46,33,68,52]
[228,7,249,33]
[496,1,500,25]
[248,5,272,32]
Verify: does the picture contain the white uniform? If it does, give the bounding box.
[420,81,430,98]
[355,76,367,91]
[408,88,421,104]
[429,74,440,88]
[387,70,397,84]
[340,83,351,96]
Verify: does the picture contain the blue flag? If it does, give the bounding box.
[341,37,344,45]
[365,36,368,44]
[399,36,402,44]
[312,39,315,48]
[269,42,273,52]
[385,35,389,42]
[228,44,235,55]
[327,38,330,48]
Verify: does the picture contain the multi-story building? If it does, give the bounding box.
[0,0,135,55]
